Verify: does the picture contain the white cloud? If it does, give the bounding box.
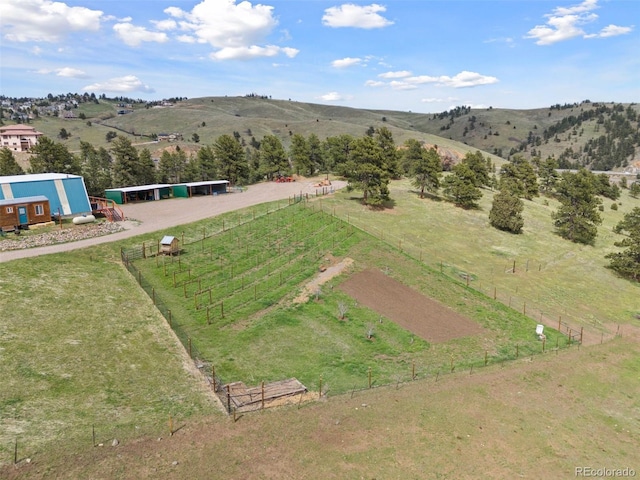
[163,0,293,60]
[379,70,412,79]
[210,45,298,61]
[367,71,498,90]
[113,22,169,47]
[421,97,460,103]
[332,57,363,68]
[31,46,43,55]
[35,67,88,78]
[433,71,499,88]
[389,80,417,91]
[56,67,89,78]
[151,19,178,31]
[177,35,197,44]
[584,24,633,39]
[525,0,632,45]
[318,92,352,102]
[322,4,393,29]
[484,37,514,46]
[0,0,103,42]
[83,75,155,93]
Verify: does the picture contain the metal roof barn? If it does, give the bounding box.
[171,180,229,198]
[104,184,172,204]
[0,173,91,216]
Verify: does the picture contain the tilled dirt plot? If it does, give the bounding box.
[339,268,484,343]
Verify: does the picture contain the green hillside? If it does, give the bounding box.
[5,96,639,174]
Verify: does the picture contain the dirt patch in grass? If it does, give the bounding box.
[292,256,354,304]
[339,268,484,343]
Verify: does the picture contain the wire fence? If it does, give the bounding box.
[119,192,624,419]
[311,201,616,347]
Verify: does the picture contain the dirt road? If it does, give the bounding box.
[0,179,345,263]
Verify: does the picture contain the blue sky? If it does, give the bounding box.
[0,0,638,113]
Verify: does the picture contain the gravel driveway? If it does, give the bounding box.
[0,179,345,263]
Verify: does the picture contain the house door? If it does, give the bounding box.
[18,206,28,225]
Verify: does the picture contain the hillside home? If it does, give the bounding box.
[0,124,43,152]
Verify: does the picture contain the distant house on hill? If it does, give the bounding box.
[0,124,43,152]
[157,133,183,142]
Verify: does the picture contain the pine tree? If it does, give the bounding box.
[411,146,442,198]
[461,150,490,188]
[259,135,288,180]
[489,189,524,233]
[0,147,25,175]
[499,156,539,200]
[213,134,247,185]
[28,136,81,174]
[606,207,640,281]
[342,135,389,206]
[552,170,602,245]
[289,133,311,176]
[442,163,483,208]
[111,136,139,186]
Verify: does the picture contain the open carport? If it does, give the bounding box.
[105,184,172,204]
[172,180,229,198]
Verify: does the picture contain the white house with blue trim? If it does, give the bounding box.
[0,173,91,217]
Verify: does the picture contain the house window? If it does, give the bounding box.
[6,207,13,213]
[35,204,44,215]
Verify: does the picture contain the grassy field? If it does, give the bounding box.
[1,180,639,477]
[126,200,568,397]
[319,179,640,337]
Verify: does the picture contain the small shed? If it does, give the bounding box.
[0,195,51,231]
[160,235,179,255]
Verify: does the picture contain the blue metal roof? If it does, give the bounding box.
[0,195,48,206]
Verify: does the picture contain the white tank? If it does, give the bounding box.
[72,214,96,225]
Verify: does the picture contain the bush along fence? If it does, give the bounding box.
[315,201,619,348]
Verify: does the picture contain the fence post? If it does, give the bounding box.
[484,350,488,366]
[368,367,372,388]
[318,376,323,398]
[212,365,216,391]
[152,288,155,305]
[516,345,519,358]
[14,438,18,464]
[261,381,265,410]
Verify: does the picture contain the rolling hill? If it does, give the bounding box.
[6,95,640,174]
